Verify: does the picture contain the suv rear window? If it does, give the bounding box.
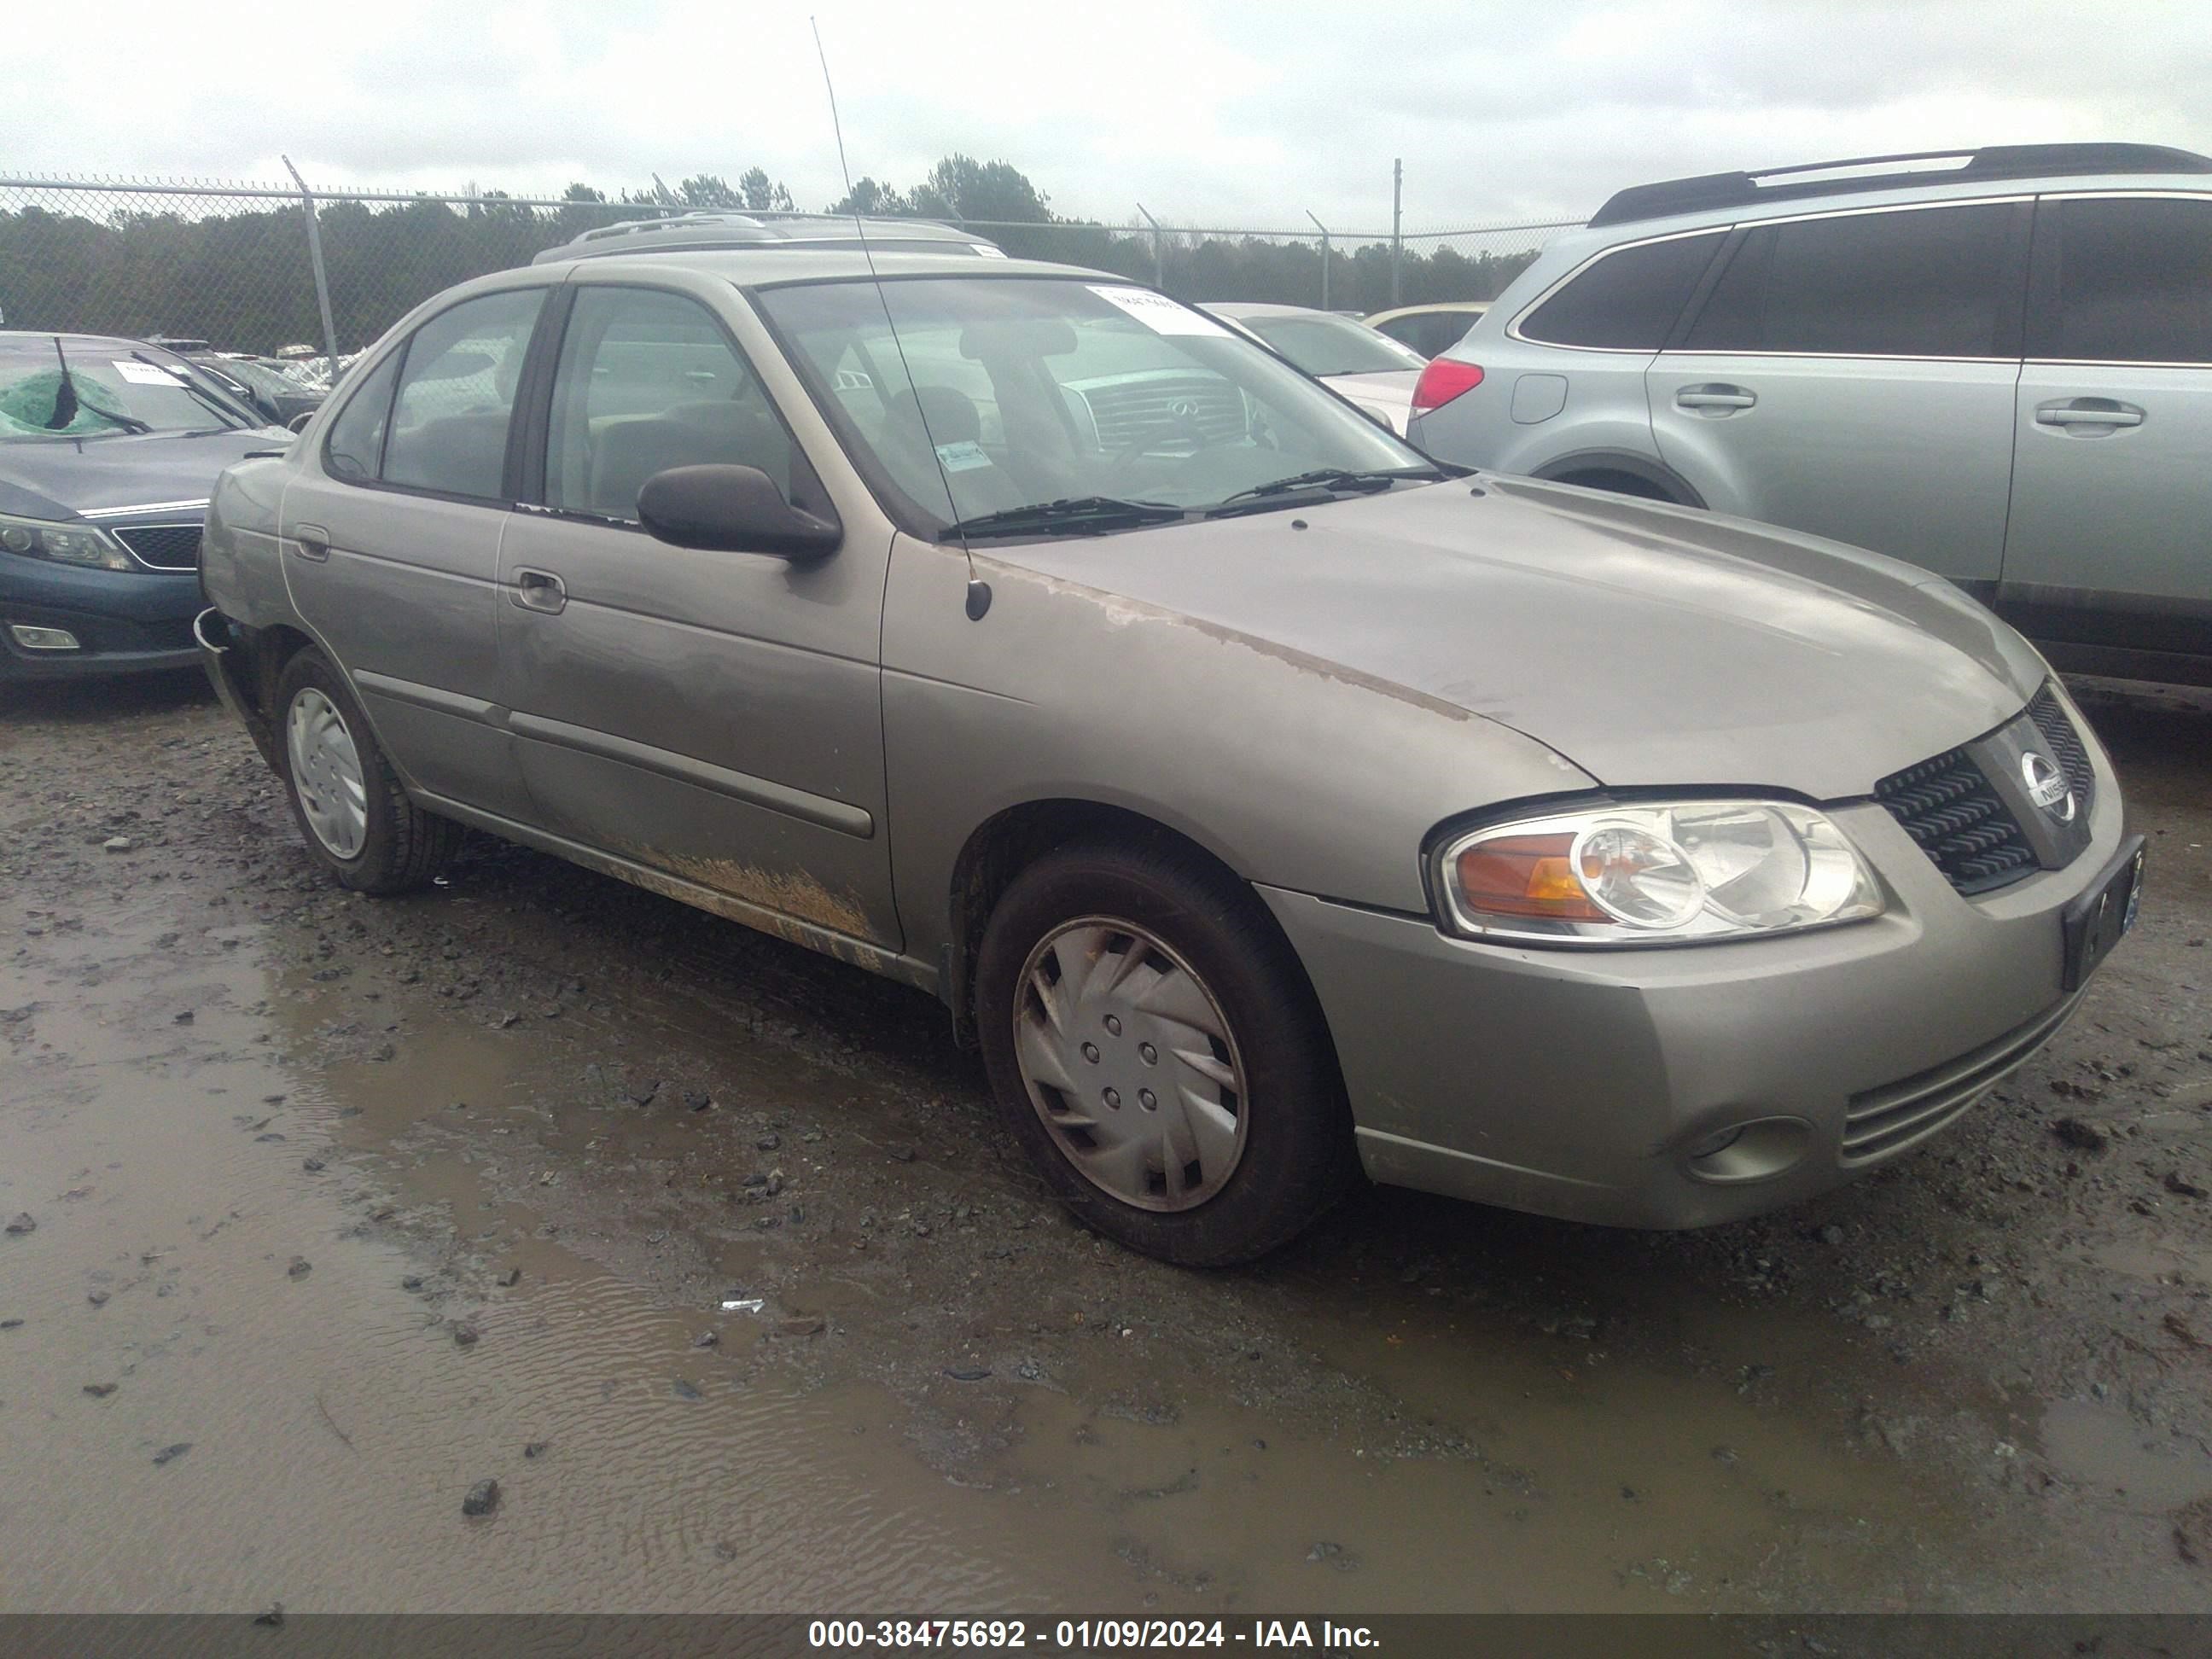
[2039,196,2212,364]
[1518,233,1725,350]
[1684,203,2017,358]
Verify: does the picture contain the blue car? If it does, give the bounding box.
[1,331,285,682]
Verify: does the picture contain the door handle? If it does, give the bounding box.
[290,523,330,562]
[1675,385,1756,413]
[509,568,568,614]
[2036,400,2144,429]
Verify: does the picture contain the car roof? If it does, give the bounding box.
[1363,302,1490,322]
[1588,142,2212,230]
[0,330,185,352]
[530,211,1003,265]
[1200,300,1337,320]
[525,246,1119,289]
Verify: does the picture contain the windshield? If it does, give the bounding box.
[1229,311,1427,376]
[756,276,1432,533]
[0,339,257,440]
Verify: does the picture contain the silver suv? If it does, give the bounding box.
[195,210,2139,1264]
[1409,143,2212,687]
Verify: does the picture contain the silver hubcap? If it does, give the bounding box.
[1012,917,1249,1212]
[285,687,368,859]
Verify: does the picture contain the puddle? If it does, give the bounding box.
[2037,1398,2212,1513]
[6,775,2197,1614]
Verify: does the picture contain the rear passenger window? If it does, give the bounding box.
[1684,204,2015,358]
[323,350,401,482]
[381,288,546,499]
[544,288,799,522]
[1519,232,1724,350]
[2041,197,2212,364]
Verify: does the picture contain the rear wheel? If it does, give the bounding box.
[975,838,1355,1266]
[275,648,458,894]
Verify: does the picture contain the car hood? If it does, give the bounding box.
[0,428,288,521]
[992,474,2046,800]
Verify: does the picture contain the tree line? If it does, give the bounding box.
[0,157,1544,357]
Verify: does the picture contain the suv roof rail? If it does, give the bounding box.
[1587,143,2212,228]
[531,211,1001,264]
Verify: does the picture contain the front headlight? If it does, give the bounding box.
[1436,800,1885,945]
[0,510,135,572]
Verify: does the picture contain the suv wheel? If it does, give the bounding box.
[975,838,1355,1266]
[275,648,458,894]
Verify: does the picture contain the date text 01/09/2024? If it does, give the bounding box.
[806,1620,1382,1650]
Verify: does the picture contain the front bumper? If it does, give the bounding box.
[0,556,203,681]
[1261,755,2130,1230]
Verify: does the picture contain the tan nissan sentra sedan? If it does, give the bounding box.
[195,212,2144,1265]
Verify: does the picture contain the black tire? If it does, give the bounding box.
[975,835,1357,1266]
[273,647,459,895]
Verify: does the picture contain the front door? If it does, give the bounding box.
[495,280,899,948]
[2001,193,2212,676]
[279,285,547,819]
[1648,199,2029,590]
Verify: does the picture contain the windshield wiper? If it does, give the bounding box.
[1212,466,1442,509]
[45,336,150,434]
[940,497,1188,541]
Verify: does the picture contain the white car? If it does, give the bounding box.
[1200,302,1427,434]
[1364,301,1492,359]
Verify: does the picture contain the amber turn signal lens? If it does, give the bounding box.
[1453,834,1607,921]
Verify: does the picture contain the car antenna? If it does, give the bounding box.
[47,335,81,431]
[812,15,990,621]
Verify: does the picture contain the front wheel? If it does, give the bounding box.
[274,647,458,894]
[975,838,1356,1266]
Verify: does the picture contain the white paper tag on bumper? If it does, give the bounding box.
[1086,286,1231,337]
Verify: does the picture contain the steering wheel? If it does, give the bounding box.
[1107,411,1223,472]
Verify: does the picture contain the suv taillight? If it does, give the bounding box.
[1411,358,1484,416]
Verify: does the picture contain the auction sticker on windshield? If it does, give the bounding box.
[114,360,184,386]
[1086,286,1231,337]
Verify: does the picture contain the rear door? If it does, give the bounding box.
[2000,193,2212,675]
[1648,200,2029,590]
[494,278,900,948]
[279,285,549,818]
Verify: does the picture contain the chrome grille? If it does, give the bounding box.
[1842,995,2080,1164]
[2028,687,2096,819]
[1872,748,2036,894]
[1074,375,1247,450]
[114,524,203,570]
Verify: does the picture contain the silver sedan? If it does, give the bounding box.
[195,232,2141,1264]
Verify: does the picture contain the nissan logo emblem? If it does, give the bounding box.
[2022,752,2075,822]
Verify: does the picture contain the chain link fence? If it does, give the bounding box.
[0,173,1582,364]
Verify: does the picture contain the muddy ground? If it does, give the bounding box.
[3,671,2209,1621]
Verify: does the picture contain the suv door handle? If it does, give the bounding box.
[2036,399,2145,429]
[1674,385,1756,413]
[509,568,568,614]
[290,523,330,562]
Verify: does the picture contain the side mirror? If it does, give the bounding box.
[1359,404,1397,433]
[637,464,842,559]
[288,411,316,434]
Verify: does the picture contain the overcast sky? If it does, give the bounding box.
[9,1,2210,231]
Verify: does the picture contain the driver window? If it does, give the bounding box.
[545,288,797,522]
